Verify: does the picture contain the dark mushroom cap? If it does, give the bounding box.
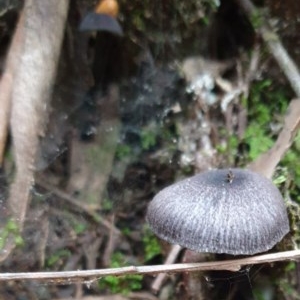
[79,13,123,36]
[146,168,289,255]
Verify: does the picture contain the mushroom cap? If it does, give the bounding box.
[146,168,290,255]
[79,13,123,36]
[95,0,119,17]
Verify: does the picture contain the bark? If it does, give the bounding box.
[0,0,69,261]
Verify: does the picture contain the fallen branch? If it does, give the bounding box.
[248,99,300,178]
[236,0,300,98]
[0,249,299,284]
[36,179,121,235]
[151,244,182,293]
[0,10,24,166]
[235,0,300,177]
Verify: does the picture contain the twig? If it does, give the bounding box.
[36,179,121,235]
[0,11,24,166]
[102,214,118,267]
[0,250,299,283]
[248,98,300,178]
[53,292,158,300]
[151,245,182,293]
[236,0,300,98]
[243,43,260,99]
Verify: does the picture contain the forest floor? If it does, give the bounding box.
[0,0,300,299]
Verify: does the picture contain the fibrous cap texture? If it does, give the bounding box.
[146,169,290,255]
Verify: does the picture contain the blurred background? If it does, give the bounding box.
[0,0,300,299]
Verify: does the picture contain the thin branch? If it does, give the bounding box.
[36,179,121,235]
[0,250,299,284]
[151,244,182,293]
[236,0,300,98]
[248,98,300,177]
[237,0,300,177]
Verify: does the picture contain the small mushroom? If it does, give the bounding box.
[146,168,290,255]
[79,13,123,36]
[79,0,123,36]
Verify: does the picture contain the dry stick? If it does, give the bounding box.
[0,0,69,262]
[248,99,300,178]
[0,250,299,283]
[0,12,24,165]
[236,0,300,98]
[102,214,118,267]
[54,292,158,300]
[36,179,121,235]
[236,0,300,177]
[151,245,182,293]
[236,45,261,139]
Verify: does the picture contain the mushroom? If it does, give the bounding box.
[79,13,123,36]
[146,168,290,255]
[79,0,123,36]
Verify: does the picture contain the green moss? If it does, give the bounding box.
[278,277,300,299]
[250,9,264,29]
[141,127,157,150]
[143,227,161,261]
[98,252,143,294]
[102,198,114,211]
[46,249,71,267]
[244,123,274,160]
[73,222,87,234]
[273,167,289,186]
[116,144,132,160]
[281,132,300,188]
[0,219,24,250]
[241,80,289,160]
